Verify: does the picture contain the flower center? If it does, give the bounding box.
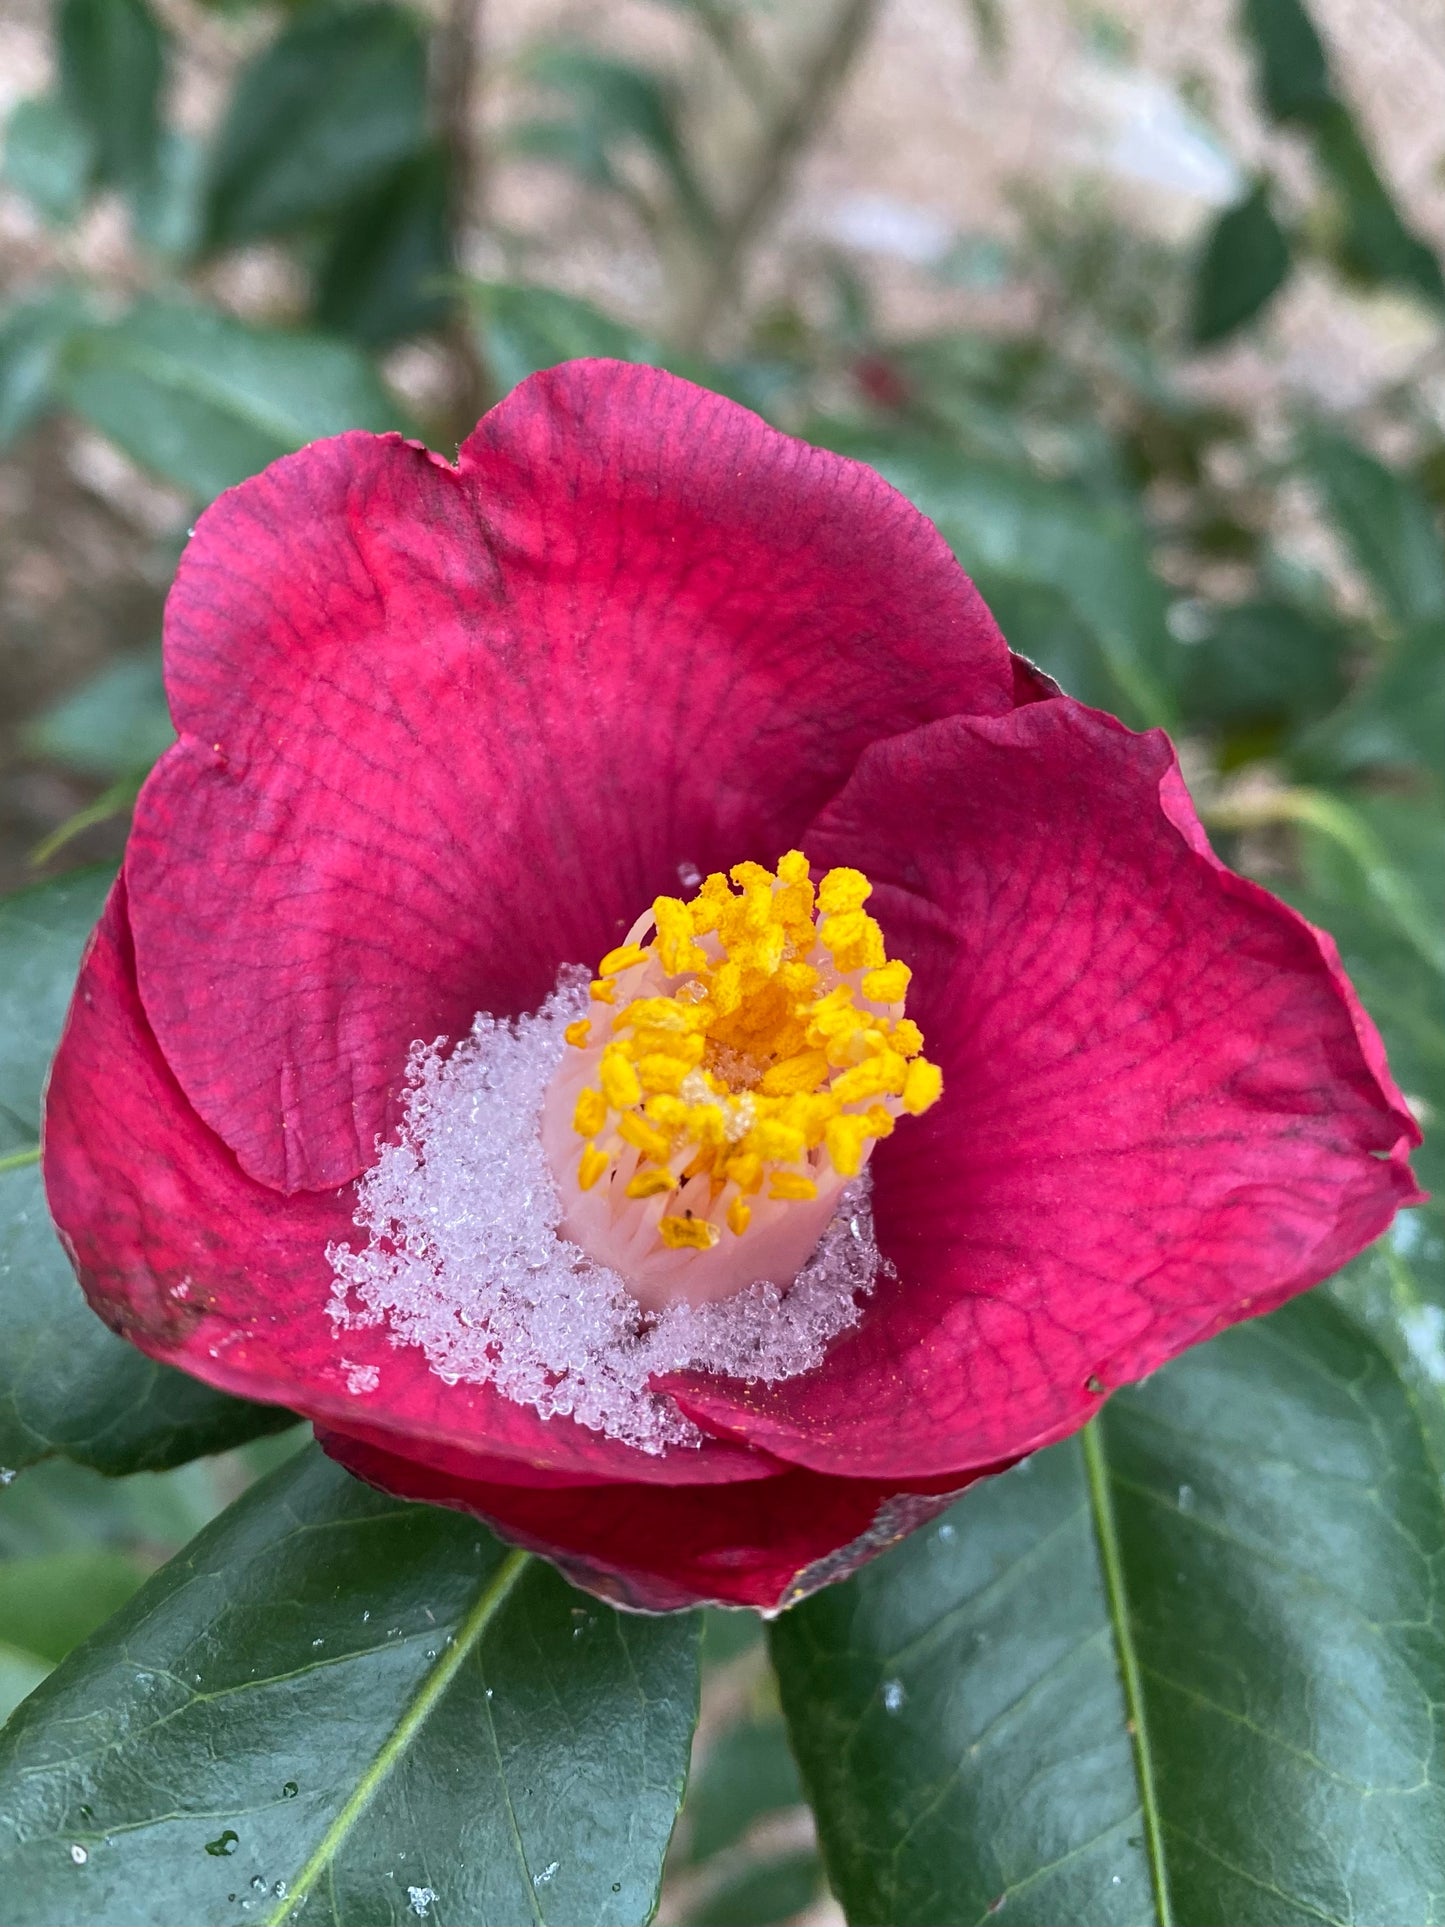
[539,852,941,1308]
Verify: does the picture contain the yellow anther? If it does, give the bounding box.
[635,1052,692,1095]
[892,1018,924,1058]
[652,896,708,976]
[760,1049,830,1097]
[617,1112,673,1162]
[862,961,911,1004]
[749,1119,807,1163]
[768,1172,819,1202]
[724,1151,764,1194]
[577,1143,610,1191]
[599,1050,643,1111]
[817,867,872,915]
[831,1052,908,1106]
[819,910,886,973]
[598,942,651,978]
[902,1058,944,1116]
[658,1214,721,1251]
[567,850,939,1240]
[824,1112,877,1179]
[626,1167,678,1199]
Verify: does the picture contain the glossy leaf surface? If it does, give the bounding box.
[772,1294,1445,1925]
[0,1445,701,1927]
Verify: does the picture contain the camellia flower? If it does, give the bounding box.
[43,360,1422,1612]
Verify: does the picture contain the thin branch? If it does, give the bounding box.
[671,0,882,352]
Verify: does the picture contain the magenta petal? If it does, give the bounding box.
[317,1425,989,1612]
[42,877,778,1488]
[126,361,1012,1193]
[668,701,1422,1478]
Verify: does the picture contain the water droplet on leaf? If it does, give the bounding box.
[204,1830,239,1857]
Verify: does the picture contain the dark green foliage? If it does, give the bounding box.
[1239,0,1332,122]
[516,46,716,236]
[772,1295,1445,1925]
[0,1447,700,1927]
[0,870,289,1474]
[57,0,164,195]
[55,301,406,500]
[314,148,454,347]
[1305,430,1445,627]
[23,648,174,783]
[201,1,429,249]
[1180,599,1349,730]
[0,289,87,447]
[1191,180,1291,344]
[1310,103,1445,304]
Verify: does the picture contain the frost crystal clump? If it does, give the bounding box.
[328,971,887,1454]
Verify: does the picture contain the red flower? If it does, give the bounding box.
[43,361,1421,1612]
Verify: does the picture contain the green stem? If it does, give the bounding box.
[1081,1418,1173,1927]
[265,1550,530,1924]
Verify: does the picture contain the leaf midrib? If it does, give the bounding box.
[262,1547,531,1925]
[1081,1416,1173,1927]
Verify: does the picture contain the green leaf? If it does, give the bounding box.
[131,126,205,260]
[664,1615,826,1926]
[314,148,454,347]
[465,281,664,393]
[1309,102,1445,306]
[0,289,87,449]
[0,1445,700,1926]
[1239,0,1332,123]
[24,647,174,782]
[0,1160,289,1478]
[2,96,93,227]
[773,1292,1445,1924]
[1191,181,1291,345]
[0,1551,147,1721]
[0,1454,245,1563]
[813,430,1178,728]
[0,1550,147,1666]
[56,0,164,196]
[522,45,715,236]
[1279,790,1445,1194]
[0,868,288,1474]
[202,0,429,250]
[1294,617,1445,784]
[56,300,405,500]
[1180,598,1349,731]
[0,866,114,1158]
[1332,1208,1445,1473]
[1305,430,1445,628]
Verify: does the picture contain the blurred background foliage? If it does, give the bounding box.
[1,0,1443,1919]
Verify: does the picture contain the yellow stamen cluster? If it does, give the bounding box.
[568,852,942,1250]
